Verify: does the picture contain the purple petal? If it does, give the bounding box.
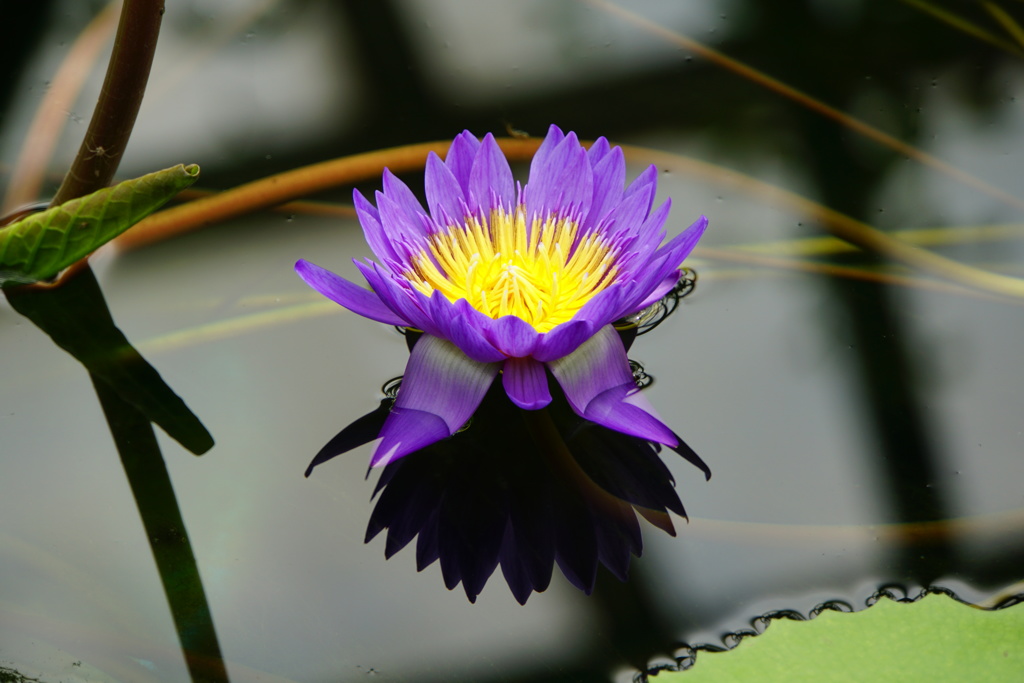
[583,385,677,447]
[624,198,673,259]
[295,259,408,326]
[572,284,627,328]
[469,133,515,214]
[394,336,499,432]
[533,319,596,362]
[430,295,506,362]
[352,187,379,221]
[525,132,593,221]
[548,326,676,446]
[424,152,467,225]
[654,214,708,265]
[585,145,625,228]
[632,272,681,311]
[529,125,567,178]
[608,206,700,316]
[446,130,481,193]
[555,136,595,218]
[377,191,427,250]
[373,335,500,465]
[382,169,428,224]
[373,407,450,467]
[354,190,399,263]
[502,357,552,410]
[622,165,658,215]
[487,315,540,357]
[355,261,441,336]
[616,213,707,316]
[548,326,632,408]
[598,178,654,242]
[586,136,611,165]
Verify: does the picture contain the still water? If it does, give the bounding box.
[2,1,1023,681]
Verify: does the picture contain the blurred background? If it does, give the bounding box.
[2,1,1023,681]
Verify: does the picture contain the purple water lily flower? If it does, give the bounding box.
[296,125,707,467]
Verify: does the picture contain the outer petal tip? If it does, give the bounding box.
[548,326,678,445]
[488,315,541,358]
[376,335,499,464]
[372,407,450,467]
[502,357,553,410]
[295,259,408,327]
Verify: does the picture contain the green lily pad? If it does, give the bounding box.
[653,593,1024,682]
[0,163,199,287]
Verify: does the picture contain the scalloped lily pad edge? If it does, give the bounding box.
[648,585,1024,682]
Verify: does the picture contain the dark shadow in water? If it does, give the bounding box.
[309,372,707,679]
[4,266,227,683]
[308,361,709,607]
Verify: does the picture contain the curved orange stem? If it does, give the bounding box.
[118,138,543,249]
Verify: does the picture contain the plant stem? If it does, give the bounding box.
[51,0,165,205]
[93,377,228,682]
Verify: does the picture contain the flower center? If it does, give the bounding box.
[406,206,619,333]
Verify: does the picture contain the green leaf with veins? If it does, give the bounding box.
[0,163,199,287]
[653,593,1024,682]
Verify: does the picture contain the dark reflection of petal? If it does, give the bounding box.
[305,400,390,477]
[327,369,708,604]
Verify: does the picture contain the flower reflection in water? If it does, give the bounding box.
[305,279,710,604]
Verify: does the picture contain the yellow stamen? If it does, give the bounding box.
[406,206,619,333]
